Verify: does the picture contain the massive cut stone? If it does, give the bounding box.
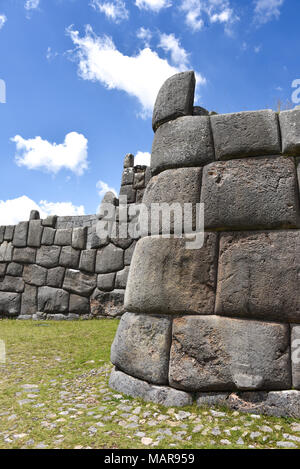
[124,241,136,266]
[13,222,28,247]
[23,264,47,286]
[201,157,300,230]
[125,234,218,315]
[46,267,65,288]
[12,247,36,264]
[151,117,214,175]
[59,246,80,269]
[63,269,97,297]
[79,250,96,273]
[152,71,195,131]
[27,220,43,248]
[169,316,290,392]
[72,227,87,250]
[0,292,21,316]
[41,227,56,245]
[0,264,6,277]
[36,245,61,268]
[38,286,69,314]
[119,185,136,204]
[69,294,90,315]
[109,368,193,407]
[279,109,300,155]
[291,325,300,390]
[96,244,124,274]
[97,273,115,292]
[216,231,300,323]
[0,242,13,262]
[4,226,14,241]
[0,226,5,243]
[6,263,23,277]
[21,284,37,315]
[0,276,24,293]
[211,110,281,160]
[111,312,172,385]
[121,168,134,186]
[54,229,72,246]
[115,267,129,289]
[90,289,124,317]
[42,215,57,227]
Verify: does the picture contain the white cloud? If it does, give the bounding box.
[135,151,151,166]
[135,0,171,12]
[158,33,189,67]
[0,196,85,225]
[254,44,262,53]
[180,0,239,34]
[254,0,284,25]
[25,0,40,10]
[67,25,205,117]
[137,27,153,47]
[90,0,129,23]
[46,47,58,61]
[0,14,7,30]
[12,132,88,176]
[96,180,118,198]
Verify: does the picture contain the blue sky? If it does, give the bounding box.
[0,0,299,224]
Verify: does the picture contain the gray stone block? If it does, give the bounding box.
[111,312,172,385]
[211,110,281,160]
[63,269,97,297]
[0,264,6,278]
[36,245,61,268]
[72,227,87,250]
[69,294,90,315]
[124,241,136,266]
[133,172,145,189]
[0,242,13,262]
[110,224,134,250]
[151,116,214,175]
[27,220,43,248]
[109,368,193,407]
[23,264,47,286]
[79,250,96,273]
[29,210,40,220]
[89,231,110,250]
[41,227,56,245]
[115,266,130,289]
[216,231,300,323]
[21,284,37,315]
[42,215,57,227]
[38,286,69,314]
[0,276,24,293]
[13,221,28,247]
[13,247,36,264]
[169,315,290,392]
[291,325,300,390]
[96,244,124,274]
[59,246,80,269]
[97,273,116,292]
[201,157,300,230]
[0,226,5,243]
[125,234,218,315]
[6,263,23,277]
[90,289,124,317]
[124,153,134,168]
[0,292,21,316]
[279,109,300,155]
[119,185,136,204]
[152,71,195,131]
[46,267,65,288]
[4,225,15,241]
[121,168,134,186]
[54,229,72,246]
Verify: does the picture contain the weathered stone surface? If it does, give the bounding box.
[54,229,72,246]
[291,325,300,390]
[169,316,290,392]
[124,241,136,266]
[152,71,195,131]
[193,106,209,116]
[4,226,15,241]
[69,294,90,314]
[59,246,80,269]
[90,289,124,317]
[0,276,24,293]
[110,224,134,250]
[121,168,134,186]
[42,215,57,227]
[151,116,214,175]
[72,227,87,250]
[201,157,300,230]
[46,267,65,288]
[0,242,13,262]
[6,263,23,277]
[97,273,115,292]
[21,284,37,315]
[125,234,218,315]
[211,110,281,160]
[0,226,5,243]
[63,269,97,297]
[141,167,202,234]
[111,313,172,384]
[216,231,300,323]
[279,109,300,155]
[38,287,69,314]
[115,267,130,289]
[36,245,61,268]
[27,220,43,248]
[13,247,36,264]
[124,153,134,168]
[119,185,136,204]
[109,368,193,407]
[0,264,6,277]
[23,264,47,286]
[41,227,56,245]
[96,244,124,274]
[89,231,109,250]
[30,210,40,220]
[196,392,230,407]
[13,222,28,247]
[133,172,145,190]
[79,249,96,273]
[0,292,21,316]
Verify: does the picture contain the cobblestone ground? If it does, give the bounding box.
[0,319,299,449]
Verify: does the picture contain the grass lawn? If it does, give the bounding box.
[0,319,299,449]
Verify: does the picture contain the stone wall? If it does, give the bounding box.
[0,157,150,320]
[109,71,300,417]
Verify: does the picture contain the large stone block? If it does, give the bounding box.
[0,264,6,278]
[119,185,136,204]
[36,245,61,268]
[96,244,124,274]
[216,231,300,323]
[279,109,300,155]
[0,292,21,316]
[152,71,195,131]
[13,247,36,264]
[69,294,90,315]
[90,289,124,317]
[72,227,87,250]
[41,227,56,245]
[42,215,57,228]
[169,316,291,392]
[79,249,96,273]
[0,226,5,243]
[23,264,47,286]
[121,168,134,186]
[38,287,69,314]
[46,267,65,288]
[0,276,24,293]
[6,263,23,277]
[27,220,43,248]
[0,242,13,262]
[21,284,37,315]
[63,269,97,297]
[115,266,130,289]
[13,222,28,247]
[59,246,80,269]
[4,226,14,241]
[291,325,300,390]
[97,273,115,292]
[211,110,281,160]
[151,116,214,175]
[124,241,136,266]
[125,234,218,315]
[141,167,202,234]
[201,157,300,230]
[54,229,72,246]
[111,312,172,385]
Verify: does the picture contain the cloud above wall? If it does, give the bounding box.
[180,0,239,34]
[135,151,151,166]
[96,180,118,198]
[0,196,85,225]
[12,131,88,176]
[90,0,129,23]
[253,0,285,25]
[135,0,171,12]
[0,14,7,30]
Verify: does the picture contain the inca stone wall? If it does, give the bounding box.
[109,70,300,418]
[0,158,150,320]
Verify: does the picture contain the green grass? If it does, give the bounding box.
[0,319,299,449]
